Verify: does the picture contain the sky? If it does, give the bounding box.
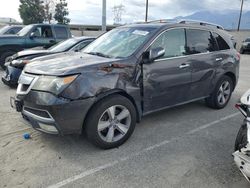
[0,0,250,25]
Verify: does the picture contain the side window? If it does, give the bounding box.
[150,29,186,59]
[71,40,93,51]
[6,29,15,34]
[32,26,53,38]
[186,29,217,54]
[54,27,68,39]
[213,33,230,51]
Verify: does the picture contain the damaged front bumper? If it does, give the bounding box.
[14,90,95,135]
[233,120,250,182]
[233,145,250,182]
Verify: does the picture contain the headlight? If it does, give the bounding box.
[32,75,78,95]
[11,59,30,67]
[242,43,248,46]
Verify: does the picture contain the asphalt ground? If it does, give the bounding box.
[0,55,250,188]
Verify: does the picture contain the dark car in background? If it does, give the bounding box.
[0,24,72,69]
[0,25,23,35]
[240,38,250,54]
[13,21,239,149]
[2,36,95,86]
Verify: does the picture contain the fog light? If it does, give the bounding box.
[39,123,58,133]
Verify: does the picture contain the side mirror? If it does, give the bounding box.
[30,32,35,39]
[142,47,165,63]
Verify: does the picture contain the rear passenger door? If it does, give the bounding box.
[53,26,70,42]
[186,29,219,99]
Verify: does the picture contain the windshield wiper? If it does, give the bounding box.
[86,52,112,58]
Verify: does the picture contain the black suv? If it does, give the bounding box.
[13,22,240,149]
[0,24,71,69]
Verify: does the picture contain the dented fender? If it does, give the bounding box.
[61,62,143,120]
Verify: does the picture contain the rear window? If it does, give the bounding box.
[213,33,230,51]
[54,26,68,39]
[186,29,217,54]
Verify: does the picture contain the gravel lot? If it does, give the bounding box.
[0,55,250,188]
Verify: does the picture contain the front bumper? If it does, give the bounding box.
[15,90,95,135]
[1,65,22,86]
[233,146,250,182]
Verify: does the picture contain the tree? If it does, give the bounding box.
[19,0,45,25]
[43,0,56,24]
[54,0,70,24]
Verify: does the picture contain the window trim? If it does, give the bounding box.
[212,32,230,51]
[146,27,230,62]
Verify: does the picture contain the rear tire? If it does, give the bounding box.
[0,51,15,70]
[85,94,137,149]
[205,75,233,109]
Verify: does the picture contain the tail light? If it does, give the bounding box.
[236,52,241,61]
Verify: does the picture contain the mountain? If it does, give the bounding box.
[175,10,250,29]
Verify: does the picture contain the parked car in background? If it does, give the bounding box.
[2,36,95,87]
[0,25,23,35]
[240,38,250,54]
[13,21,239,149]
[0,24,72,69]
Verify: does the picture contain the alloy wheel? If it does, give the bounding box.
[97,105,131,143]
[217,81,231,106]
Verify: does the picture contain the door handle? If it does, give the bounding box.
[49,40,55,43]
[216,57,223,61]
[179,64,190,69]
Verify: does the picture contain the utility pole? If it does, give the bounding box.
[145,0,148,22]
[237,0,244,31]
[102,0,106,32]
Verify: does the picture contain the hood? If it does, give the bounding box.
[16,49,49,59]
[24,52,120,76]
[0,35,24,45]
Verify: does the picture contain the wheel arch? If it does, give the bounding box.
[82,89,141,133]
[224,71,236,90]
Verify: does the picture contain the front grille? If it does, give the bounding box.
[23,107,51,119]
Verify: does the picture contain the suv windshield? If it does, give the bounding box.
[17,25,33,36]
[49,38,78,52]
[83,27,157,58]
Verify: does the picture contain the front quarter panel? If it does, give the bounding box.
[61,59,140,101]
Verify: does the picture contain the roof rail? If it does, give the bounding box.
[146,19,178,24]
[178,19,224,30]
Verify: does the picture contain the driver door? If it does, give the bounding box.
[143,28,193,113]
[27,25,55,48]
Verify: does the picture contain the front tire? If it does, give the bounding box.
[205,75,233,109]
[85,95,137,149]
